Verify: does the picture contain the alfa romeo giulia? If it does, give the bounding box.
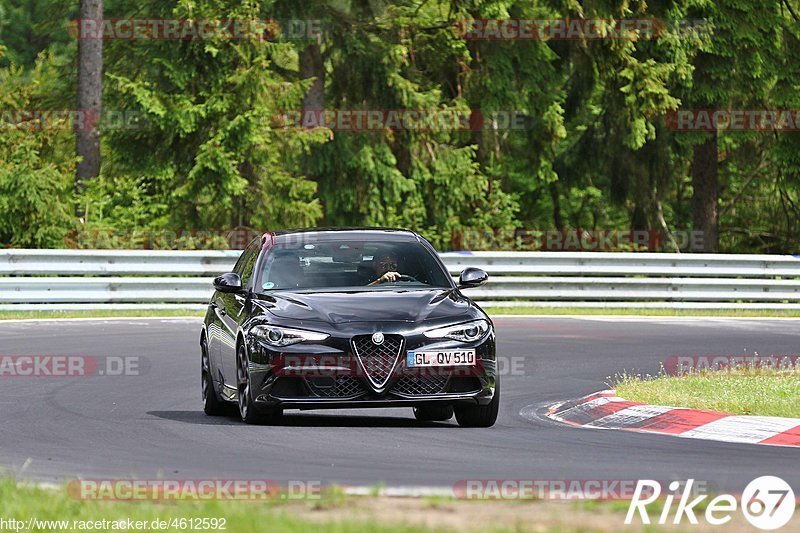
[200,228,498,427]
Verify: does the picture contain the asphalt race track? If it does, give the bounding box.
[1,317,797,492]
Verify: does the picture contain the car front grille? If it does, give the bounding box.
[390,375,449,396]
[352,334,404,389]
[306,376,367,398]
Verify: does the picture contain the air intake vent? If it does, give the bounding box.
[306,376,367,398]
[391,375,449,396]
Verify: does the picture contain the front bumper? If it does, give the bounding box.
[254,394,492,410]
[245,328,497,410]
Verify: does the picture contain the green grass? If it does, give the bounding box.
[0,479,427,533]
[1,478,761,532]
[615,368,800,417]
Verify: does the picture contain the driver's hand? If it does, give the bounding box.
[378,271,400,283]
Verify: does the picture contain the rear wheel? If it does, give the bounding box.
[413,405,454,422]
[454,379,499,428]
[237,344,282,425]
[201,337,225,416]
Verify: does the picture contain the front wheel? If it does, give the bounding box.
[237,344,282,425]
[454,379,499,428]
[202,337,225,416]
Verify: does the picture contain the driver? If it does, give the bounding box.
[368,252,403,285]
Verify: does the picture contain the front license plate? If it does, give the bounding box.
[407,349,476,367]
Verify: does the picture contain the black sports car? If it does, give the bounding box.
[201,227,498,427]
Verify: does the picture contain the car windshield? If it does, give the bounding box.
[256,239,452,292]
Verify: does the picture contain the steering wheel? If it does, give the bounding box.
[393,274,419,283]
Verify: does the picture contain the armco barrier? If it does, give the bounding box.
[1,250,800,310]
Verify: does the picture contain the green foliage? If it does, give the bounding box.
[0,53,74,247]
[78,174,169,230]
[101,0,328,231]
[0,0,798,252]
[0,0,76,69]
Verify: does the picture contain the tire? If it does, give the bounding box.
[413,404,454,422]
[454,379,499,428]
[237,343,282,425]
[201,336,226,416]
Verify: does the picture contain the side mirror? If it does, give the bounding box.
[213,272,243,293]
[458,267,489,289]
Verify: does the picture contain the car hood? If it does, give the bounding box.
[252,289,476,324]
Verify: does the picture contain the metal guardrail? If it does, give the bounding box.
[0,249,240,276]
[1,249,800,310]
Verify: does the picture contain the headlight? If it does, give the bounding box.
[251,325,329,347]
[423,319,491,343]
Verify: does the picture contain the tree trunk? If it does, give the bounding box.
[76,0,103,216]
[299,42,324,112]
[299,40,325,220]
[549,181,563,230]
[691,130,719,252]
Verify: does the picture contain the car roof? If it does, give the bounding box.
[269,227,421,244]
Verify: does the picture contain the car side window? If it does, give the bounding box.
[237,239,260,289]
[231,244,252,276]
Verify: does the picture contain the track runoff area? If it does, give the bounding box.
[0,315,797,530]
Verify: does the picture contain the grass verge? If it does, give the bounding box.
[0,479,419,533]
[0,478,763,532]
[615,367,800,417]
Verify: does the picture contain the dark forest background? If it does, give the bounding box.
[1,0,799,252]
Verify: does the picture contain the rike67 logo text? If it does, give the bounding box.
[626,477,795,530]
